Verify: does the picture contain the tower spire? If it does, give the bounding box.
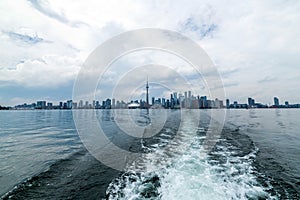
[146,76,149,109]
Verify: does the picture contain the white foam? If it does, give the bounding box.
[107,115,276,200]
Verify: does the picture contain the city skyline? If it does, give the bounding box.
[5,85,300,110]
[1,78,299,109]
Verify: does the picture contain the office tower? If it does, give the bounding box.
[173,92,178,105]
[112,99,115,109]
[274,97,279,106]
[105,99,111,109]
[157,98,161,104]
[79,100,83,108]
[226,99,230,108]
[67,100,72,109]
[47,102,53,109]
[162,98,166,107]
[85,101,89,108]
[233,101,238,108]
[248,98,252,107]
[215,98,222,108]
[152,97,155,105]
[200,96,207,108]
[94,101,98,109]
[36,101,46,109]
[72,102,77,109]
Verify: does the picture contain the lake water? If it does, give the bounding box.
[0,109,299,199]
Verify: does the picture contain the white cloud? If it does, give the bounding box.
[0,0,299,104]
[0,55,81,87]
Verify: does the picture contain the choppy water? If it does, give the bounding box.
[0,109,299,199]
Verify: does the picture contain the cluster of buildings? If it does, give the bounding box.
[10,96,300,110]
[4,81,300,110]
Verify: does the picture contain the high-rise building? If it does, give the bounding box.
[248,97,252,107]
[67,100,72,109]
[105,98,111,109]
[200,96,207,108]
[162,98,166,107]
[215,98,223,108]
[36,101,46,109]
[248,97,255,108]
[112,98,116,109]
[226,99,230,108]
[79,100,83,108]
[47,102,53,109]
[146,78,149,108]
[72,102,77,109]
[274,97,279,106]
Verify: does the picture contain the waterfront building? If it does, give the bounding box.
[47,102,53,109]
[36,101,46,109]
[226,99,230,108]
[274,97,279,107]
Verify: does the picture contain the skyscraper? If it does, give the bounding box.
[274,97,279,106]
[112,98,115,109]
[248,97,252,107]
[226,99,230,108]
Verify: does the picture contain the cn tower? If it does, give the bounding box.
[146,77,149,108]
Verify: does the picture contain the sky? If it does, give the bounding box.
[0,0,300,106]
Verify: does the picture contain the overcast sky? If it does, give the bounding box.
[0,0,299,106]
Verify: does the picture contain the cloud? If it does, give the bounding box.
[27,0,88,27]
[258,76,277,83]
[0,0,300,105]
[4,31,45,44]
[181,17,217,38]
[0,55,81,88]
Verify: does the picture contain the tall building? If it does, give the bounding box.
[226,99,230,108]
[188,91,191,99]
[36,101,46,109]
[248,97,252,107]
[79,100,83,108]
[112,98,116,109]
[72,102,77,109]
[162,98,166,107]
[146,78,149,108]
[67,100,72,109]
[47,102,53,109]
[105,99,111,109]
[274,97,279,106]
[184,91,188,108]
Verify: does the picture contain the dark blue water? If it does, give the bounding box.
[0,109,299,199]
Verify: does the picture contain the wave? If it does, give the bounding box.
[1,148,118,200]
[106,114,293,199]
